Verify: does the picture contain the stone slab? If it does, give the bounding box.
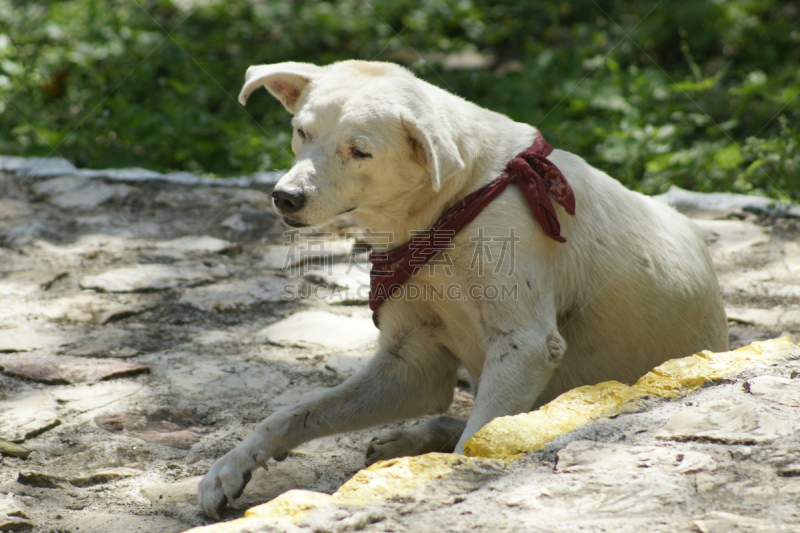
[309,261,370,290]
[324,352,372,376]
[0,513,30,530]
[725,307,800,329]
[16,445,144,490]
[0,494,30,520]
[657,400,792,444]
[95,408,205,449]
[0,221,47,247]
[656,185,800,218]
[0,270,69,297]
[219,213,255,232]
[693,511,793,533]
[258,311,378,351]
[32,176,140,209]
[262,240,353,270]
[746,375,800,407]
[65,513,186,533]
[18,467,143,488]
[0,391,61,442]
[0,353,149,384]
[52,381,146,412]
[167,362,287,400]
[41,292,157,324]
[0,325,74,352]
[556,440,716,474]
[693,219,770,254]
[80,263,231,292]
[0,155,286,187]
[67,328,140,358]
[179,277,285,312]
[0,155,78,177]
[155,235,239,255]
[141,461,316,508]
[290,436,339,456]
[0,199,32,220]
[315,261,371,305]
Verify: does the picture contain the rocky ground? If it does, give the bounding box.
[0,159,798,533]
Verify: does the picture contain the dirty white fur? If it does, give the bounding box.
[198,60,728,518]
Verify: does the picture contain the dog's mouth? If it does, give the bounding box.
[280,207,355,228]
[282,215,309,228]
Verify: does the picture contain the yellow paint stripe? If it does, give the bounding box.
[465,337,799,460]
[245,490,332,522]
[185,337,798,532]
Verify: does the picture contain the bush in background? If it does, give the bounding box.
[0,0,798,199]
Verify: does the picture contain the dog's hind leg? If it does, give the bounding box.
[365,416,467,465]
[198,326,459,518]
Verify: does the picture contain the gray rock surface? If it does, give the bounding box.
[0,493,33,532]
[0,392,61,443]
[746,375,800,406]
[656,400,793,444]
[288,354,800,533]
[656,185,800,218]
[178,277,285,312]
[32,176,140,210]
[258,311,379,351]
[80,263,231,292]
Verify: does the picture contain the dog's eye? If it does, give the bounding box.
[297,128,307,140]
[350,147,372,160]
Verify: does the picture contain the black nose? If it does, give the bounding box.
[272,187,306,213]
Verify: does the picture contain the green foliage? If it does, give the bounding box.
[0,0,798,199]
[742,116,800,200]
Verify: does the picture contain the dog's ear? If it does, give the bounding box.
[403,117,465,192]
[238,62,324,113]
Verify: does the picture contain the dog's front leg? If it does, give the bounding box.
[453,324,565,453]
[198,328,458,519]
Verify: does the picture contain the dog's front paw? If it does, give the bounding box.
[198,448,257,519]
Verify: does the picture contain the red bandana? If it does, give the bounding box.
[368,133,575,327]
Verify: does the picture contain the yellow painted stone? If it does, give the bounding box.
[463,380,644,460]
[333,453,479,505]
[465,337,799,460]
[183,516,284,533]
[185,454,498,532]
[186,337,799,532]
[183,491,331,532]
[245,490,333,523]
[634,337,798,398]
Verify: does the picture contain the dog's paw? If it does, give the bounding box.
[365,429,419,465]
[198,449,257,519]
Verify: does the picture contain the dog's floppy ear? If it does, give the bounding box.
[238,62,324,113]
[403,117,465,192]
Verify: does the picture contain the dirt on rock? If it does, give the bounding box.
[0,168,798,533]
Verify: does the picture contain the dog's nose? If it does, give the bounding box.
[272,187,306,213]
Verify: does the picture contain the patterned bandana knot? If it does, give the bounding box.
[504,136,576,244]
[368,132,575,327]
[507,157,529,174]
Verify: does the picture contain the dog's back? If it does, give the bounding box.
[538,149,728,404]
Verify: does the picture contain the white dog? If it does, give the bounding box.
[198,60,728,518]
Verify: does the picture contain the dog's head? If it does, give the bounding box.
[238,60,465,228]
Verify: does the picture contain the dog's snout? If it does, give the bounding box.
[272,187,306,213]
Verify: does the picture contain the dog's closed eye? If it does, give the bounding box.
[297,128,307,140]
[350,146,372,159]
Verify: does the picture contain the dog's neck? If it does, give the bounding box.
[353,109,538,252]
